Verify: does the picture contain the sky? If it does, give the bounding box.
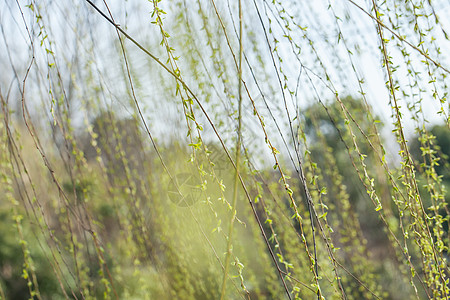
[1,0,450,167]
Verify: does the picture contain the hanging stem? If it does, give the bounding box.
[220,0,244,298]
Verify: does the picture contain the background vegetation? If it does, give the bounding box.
[1,0,450,299]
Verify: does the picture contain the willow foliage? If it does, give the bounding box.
[1,0,450,299]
